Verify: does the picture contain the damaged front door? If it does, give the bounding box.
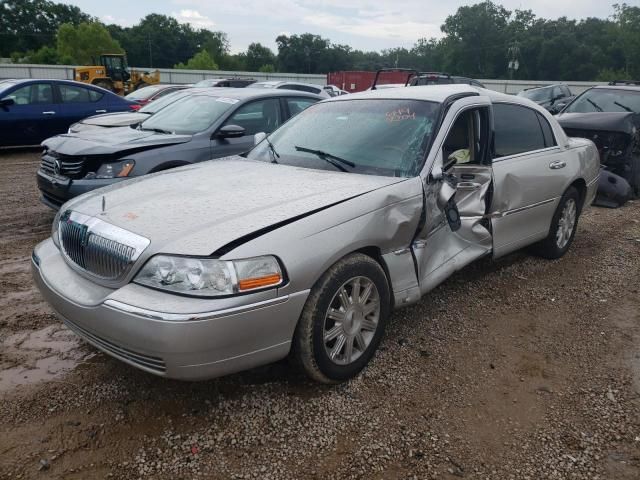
[414,96,494,295]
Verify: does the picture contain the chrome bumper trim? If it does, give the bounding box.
[103,295,292,323]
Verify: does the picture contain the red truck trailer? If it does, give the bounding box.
[327,70,415,93]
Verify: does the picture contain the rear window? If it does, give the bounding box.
[125,85,164,100]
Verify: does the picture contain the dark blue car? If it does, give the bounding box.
[0,79,139,147]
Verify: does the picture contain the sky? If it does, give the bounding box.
[67,0,625,53]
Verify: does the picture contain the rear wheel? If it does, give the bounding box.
[292,253,390,383]
[531,186,580,259]
[631,156,640,198]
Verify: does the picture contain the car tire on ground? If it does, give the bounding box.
[292,253,391,384]
[630,156,640,198]
[531,186,580,259]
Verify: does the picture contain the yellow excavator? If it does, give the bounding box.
[74,54,160,95]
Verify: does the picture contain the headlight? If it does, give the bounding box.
[51,209,63,248]
[95,160,135,179]
[134,255,283,297]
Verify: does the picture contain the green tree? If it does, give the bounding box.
[245,42,276,71]
[174,50,218,70]
[258,64,275,73]
[614,3,640,78]
[0,0,92,57]
[56,22,123,65]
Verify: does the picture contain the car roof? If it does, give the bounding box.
[592,85,640,92]
[253,80,322,88]
[331,84,519,104]
[180,87,323,100]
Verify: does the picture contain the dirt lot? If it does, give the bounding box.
[0,149,639,480]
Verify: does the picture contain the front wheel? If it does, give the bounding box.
[531,186,580,259]
[292,253,390,383]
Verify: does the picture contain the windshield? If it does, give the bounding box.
[125,85,164,100]
[246,99,440,177]
[518,88,551,102]
[564,89,640,114]
[140,94,236,134]
[0,81,19,96]
[139,89,190,114]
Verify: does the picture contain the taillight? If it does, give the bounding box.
[129,104,141,111]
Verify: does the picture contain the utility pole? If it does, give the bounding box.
[148,34,153,68]
[507,41,520,80]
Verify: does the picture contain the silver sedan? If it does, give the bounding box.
[33,85,600,383]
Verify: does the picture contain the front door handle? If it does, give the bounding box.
[549,160,566,169]
[456,181,482,190]
[42,111,56,115]
[95,109,107,113]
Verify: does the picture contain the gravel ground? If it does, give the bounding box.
[0,150,639,480]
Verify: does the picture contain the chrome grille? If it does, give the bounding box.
[58,210,150,282]
[40,152,84,178]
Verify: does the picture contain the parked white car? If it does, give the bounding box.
[248,81,330,98]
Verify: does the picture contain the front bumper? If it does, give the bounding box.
[32,239,309,380]
[37,169,127,209]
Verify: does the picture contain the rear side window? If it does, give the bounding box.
[493,103,546,158]
[285,97,318,117]
[60,84,103,103]
[536,112,556,148]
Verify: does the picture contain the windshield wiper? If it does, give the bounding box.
[614,101,634,113]
[139,126,172,134]
[266,137,280,163]
[586,98,603,112]
[294,145,355,172]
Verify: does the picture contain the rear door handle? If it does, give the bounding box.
[42,111,56,115]
[549,160,566,169]
[95,109,107,113]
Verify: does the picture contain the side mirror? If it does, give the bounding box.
[216,124,246,139]
[254,132,267,146]
[1,98,15,107]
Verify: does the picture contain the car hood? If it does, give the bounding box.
[80,112,151,127]
[42,127,192,156]
[556,112,639,134]
[65,158,408,256]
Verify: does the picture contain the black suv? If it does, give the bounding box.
[517,84,575,114]
[370,69,485,90]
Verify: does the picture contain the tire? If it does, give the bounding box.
[631,156,640,198]
[531,186,580,259]
[292,253,391,384]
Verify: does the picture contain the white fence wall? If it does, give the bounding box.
[0,63,606,94]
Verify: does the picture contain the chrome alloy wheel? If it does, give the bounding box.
[556,198,577,249]
[323,276,380,366]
